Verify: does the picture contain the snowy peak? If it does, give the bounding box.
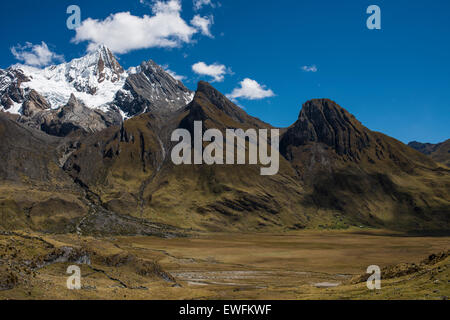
[0,46,128,111]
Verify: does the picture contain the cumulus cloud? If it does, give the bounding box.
[11,42,64,67]
[301,65,318,72]
[191,15,214,37]
[192,62,228,82]
[193,0,213,10]
[227,78,275,100]
[73,0,208,54]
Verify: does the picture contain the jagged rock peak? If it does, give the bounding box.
[62,44,125,89]
[281,99,371,157]
[21,89,50,117]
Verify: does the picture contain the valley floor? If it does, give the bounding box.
[0,229,449,300]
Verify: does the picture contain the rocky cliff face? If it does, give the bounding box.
[0,69,30,113]
[58,83,450,233]
[280,99,371,160]
[114,60,194,116]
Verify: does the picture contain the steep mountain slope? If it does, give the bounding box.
[61,84,450,233]
[409,140,450,167]
[280,99,450,232]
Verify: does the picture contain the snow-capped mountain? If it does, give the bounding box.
[0,45,194,136]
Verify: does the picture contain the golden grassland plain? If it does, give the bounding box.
[0,229,448,300]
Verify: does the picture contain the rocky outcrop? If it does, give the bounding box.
[0,68,30,111]
[179,81,270,134]
[1,80,449,234]
[47,94,122,136]
[18,94,122,137]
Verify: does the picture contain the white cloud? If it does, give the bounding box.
[193,0,213,10]
[192,62,228,82]
[191,15,214,37]
[227,78,275,100]
[11,42,64,67]
[302,65,318,72]
[162,65,186,81]
[73,0,206,54]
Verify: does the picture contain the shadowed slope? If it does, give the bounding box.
[0,113,88,232]
[409,139,450,167]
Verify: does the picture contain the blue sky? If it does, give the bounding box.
[1,0,449,143]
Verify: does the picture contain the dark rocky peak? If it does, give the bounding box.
[139,60,167,75]
[21,89,51,117]
[281,99,371,158]
[114,60,194,116]
[195,81,236,112]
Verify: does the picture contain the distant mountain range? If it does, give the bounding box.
[408,140,450,167]
[0,48,449,235]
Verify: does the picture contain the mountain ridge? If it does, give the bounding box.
[409,140,450,167]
